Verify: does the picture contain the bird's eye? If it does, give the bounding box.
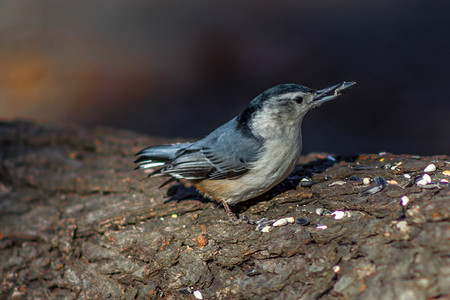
[295,96,303,104]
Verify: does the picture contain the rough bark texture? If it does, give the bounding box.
[0,120,449,299]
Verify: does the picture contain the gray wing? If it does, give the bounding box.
[161,118,262,180]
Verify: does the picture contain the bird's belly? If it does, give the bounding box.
[195,140,301,205]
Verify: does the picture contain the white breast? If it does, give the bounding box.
[221,130,302,205]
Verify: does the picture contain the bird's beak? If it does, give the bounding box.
[313,81,356,105]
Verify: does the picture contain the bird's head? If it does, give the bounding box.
[237,82,356,139]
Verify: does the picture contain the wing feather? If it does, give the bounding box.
[160,118,262,180]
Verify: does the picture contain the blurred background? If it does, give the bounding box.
[0,0,449,155]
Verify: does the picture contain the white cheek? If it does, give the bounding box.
[250,105,305,139]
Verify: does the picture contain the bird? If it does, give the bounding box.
[135,82,356,218]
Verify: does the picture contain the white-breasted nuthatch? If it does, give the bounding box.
[135,82,356,217]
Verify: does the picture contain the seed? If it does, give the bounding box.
[261,226,271,232]
[256,218,268,224]
[256,219,275,231]
[193,290,203,300]
[299,177,316,187]
[416,179,428,186]
[286,217,295,224]
[316,208,324,215]
[423,163,436,173]
[390,162,403,170]
[316,225,328,230]
[295,218,309,226]
[423,173,432,183]
[332,265,341,273]
[417,174,432,186]
[329,181,346,186]
[362,186,380,195]
[374,176,386,187]
[179,287,193,294]
[332,211,345,220]
[363,178,371,185]
[272,218,289,227]
[401,196,410,206]
[349,175,361,181]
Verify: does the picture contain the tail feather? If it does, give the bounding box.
[134,142,192,172]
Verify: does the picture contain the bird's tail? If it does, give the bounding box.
[134,142,192,174]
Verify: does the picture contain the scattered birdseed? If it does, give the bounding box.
[417,174,432,186]
[381,162,391,169]
[256,217,269,224]
[316,225,328,230]
[261,226,271,232]
[323,210,332,216]
[363,178,371,185]
[329,181,346,186]
[362,176,386,195]
[171,214,178,218]
[404,174,411,179]
[255,218,275,231]
[390,162,403,170]
[416,179,427,186]
[424,163,436,173]
[272,218,289,227]
[332,265,341,273]
[362,185,383,195]
[332,211,345,220]
[193,290,203,300]
[401,196,410,206]
[286,217,295,224]
[299,177,316,187]
[349,175,361,181]
[443,170,450,177]
[374,176,387,187]
[295,218,309,226]
[316,208,324,215]
[179,287,193,295]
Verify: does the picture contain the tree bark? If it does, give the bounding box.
[0,120,448,299]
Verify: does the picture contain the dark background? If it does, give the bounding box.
[0,1,449,155]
